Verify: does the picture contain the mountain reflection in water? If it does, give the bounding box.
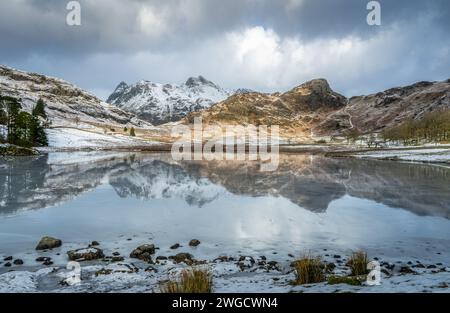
[1,152,449,219]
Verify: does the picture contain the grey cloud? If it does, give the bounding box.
[0,0,449,99]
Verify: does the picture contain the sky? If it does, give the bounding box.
[0,0,449,100]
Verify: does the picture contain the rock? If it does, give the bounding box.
[156,256,168,261]
[213,256,230,263]
[399,266,416,274]
[333,255,341,259]
[169,253,194,264]
[381,269,391,276]
[427,265,437,269]
[413,264,425,269]
[288,254,295,258]
[36,236,62,250]
[437,282,448,288]
[238,256,255,270]
[36,257,51,262]
[67,247,104,261]
[326,263,336,272]
[189,239,201,247]
[170,243,181,250]
[90,241,100,246]
[4,262,12,267]
[111,256,125,262]
[13,259,24,265]
[130,244,156,261]
[112,252,121,256]
[43,260,54,266]
[3,256,13,261]
[145,266,158,273]
[139,252,153,263]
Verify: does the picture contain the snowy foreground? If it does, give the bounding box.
[0,237,449,293]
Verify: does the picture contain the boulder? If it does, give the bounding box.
[170,243,181,250]
[130,244,156,262]
[169,253,194,265]
[189,239,201,247]
[36,236,62,250]
[67,247,104,261]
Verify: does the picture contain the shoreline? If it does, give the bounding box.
[1,236,449,293]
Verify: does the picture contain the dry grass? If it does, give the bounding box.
[292,255,326,285]
[347,251,369,276]
[161,267,212,293]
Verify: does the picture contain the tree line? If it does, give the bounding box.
[0,95,48,147]
[382,109,450,145]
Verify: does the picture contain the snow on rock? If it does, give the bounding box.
[107,76,232,125]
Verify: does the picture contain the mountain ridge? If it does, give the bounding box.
[107,76,232,125]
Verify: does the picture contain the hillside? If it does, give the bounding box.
[185,78,347,140]
[0,66,150,128]
[318,79,450,136]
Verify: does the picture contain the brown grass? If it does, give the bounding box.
[347,251,369,276]
[161,267,212,293]
[292,256,326,285]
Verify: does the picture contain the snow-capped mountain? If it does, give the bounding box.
[0,65,150,128]
[107,76,232,125]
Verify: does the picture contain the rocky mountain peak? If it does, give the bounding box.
[107,76,232,125]
[296,78,332,95]
[185,75,216,88]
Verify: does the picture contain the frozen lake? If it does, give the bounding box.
[1,152,449,263]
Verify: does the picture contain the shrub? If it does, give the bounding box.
[292,256,326,285]
[347,251,369,276]
[161,267,212,293]
[130,127,136,137]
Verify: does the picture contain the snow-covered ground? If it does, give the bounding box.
[353,148,450,164]
[0,240,448,293]
[43,128,154,150]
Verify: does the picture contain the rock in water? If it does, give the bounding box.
[130,244,156,262]
[13,259,24,265]
[189,239,201,247]
[36,236,62,250]
[169,253,194,265]
[67,247,104,261]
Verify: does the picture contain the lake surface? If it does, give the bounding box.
[1,152,450,268]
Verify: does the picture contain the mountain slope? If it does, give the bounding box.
[0,66,150,128]
[318,79,450,136]
[185,78,347,140]
[107,76,231,125]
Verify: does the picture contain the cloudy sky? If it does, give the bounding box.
[1,0,449,100]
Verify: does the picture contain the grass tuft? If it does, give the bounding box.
[161,267,212,293]
[347,251,369,276]
[292,255,326,285]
